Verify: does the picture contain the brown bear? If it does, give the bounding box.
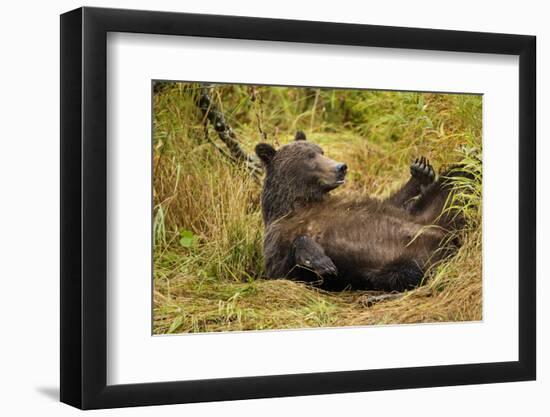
[255,131,466,292]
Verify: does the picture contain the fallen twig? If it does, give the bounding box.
[359,292,404,307]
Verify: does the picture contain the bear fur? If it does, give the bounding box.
[255,132,466,292]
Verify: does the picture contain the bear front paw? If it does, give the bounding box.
[293,235,338,277]
[410,156,435,185]
[300,255,338,277]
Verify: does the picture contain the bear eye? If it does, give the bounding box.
[308,152,316,159]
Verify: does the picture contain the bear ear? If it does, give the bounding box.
[255,143,277,166]
[294,131,307,141]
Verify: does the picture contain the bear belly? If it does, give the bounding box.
[310,211,443,282]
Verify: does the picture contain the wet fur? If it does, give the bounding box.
[256,133,465,292]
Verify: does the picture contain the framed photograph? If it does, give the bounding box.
[60,6,536,410]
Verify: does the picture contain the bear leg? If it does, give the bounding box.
[408,165,472,230]
[386,157,435,209]
[358,259,425,292]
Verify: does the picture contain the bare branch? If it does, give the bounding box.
[198,85,263,180]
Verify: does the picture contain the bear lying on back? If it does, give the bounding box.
[255,132,465,292]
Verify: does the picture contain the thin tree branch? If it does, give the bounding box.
[198,85,263,181]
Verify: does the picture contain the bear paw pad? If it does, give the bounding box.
[410,156,435,185]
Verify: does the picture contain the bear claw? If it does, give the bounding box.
[410,156,435,185]
[302,255,338,277]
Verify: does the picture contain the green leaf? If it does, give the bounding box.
[167,316,183,333]
[179,230,196,248]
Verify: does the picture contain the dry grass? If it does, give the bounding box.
[152,83,482,334]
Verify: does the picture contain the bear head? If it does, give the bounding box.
[255,132,347,223]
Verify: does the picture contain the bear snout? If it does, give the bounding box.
[335,163,348,182]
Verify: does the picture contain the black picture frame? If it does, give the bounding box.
[60,6,536,410]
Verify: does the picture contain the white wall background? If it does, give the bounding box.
[0,0,545,415]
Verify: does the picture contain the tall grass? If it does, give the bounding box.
[153,83,482,334]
